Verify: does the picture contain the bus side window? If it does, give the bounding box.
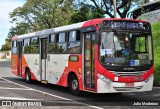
[56,32,67,53]
[30,37,39,54]
[23,38,31,53]
[12,41,17,54]
[67,30,81,53]
[48,34,57,53]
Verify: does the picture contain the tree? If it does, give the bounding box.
[10,0,75,32]
[86,0,150,18]
[2,0,76,50]
[1,41,11,51]
[69,3,104,23]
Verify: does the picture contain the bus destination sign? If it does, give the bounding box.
[102,20,150,31]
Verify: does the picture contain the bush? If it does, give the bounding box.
[152,22,160,85]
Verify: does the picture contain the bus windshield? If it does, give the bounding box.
[99,31,153,67]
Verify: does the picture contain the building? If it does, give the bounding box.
[0,51,11,59]
[130,0,160,24]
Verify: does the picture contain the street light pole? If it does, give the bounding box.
[113,0,117,18]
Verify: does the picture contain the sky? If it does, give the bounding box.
[0,0,26,49]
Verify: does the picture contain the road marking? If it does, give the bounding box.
[153,94,160,96]
[0,77,103,109]
[0,81,12,83]
[0,96,40,100]
[0,87,33,90]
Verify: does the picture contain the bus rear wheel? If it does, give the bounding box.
[69,75,81,96]
[25,69,32,84]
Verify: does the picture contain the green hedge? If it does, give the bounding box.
[152,22,160,85]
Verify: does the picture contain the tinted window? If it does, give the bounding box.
[57,43,67,53]
[48,34,57,53]
[69,31,76,42]
[50,34,55,43]
[23,38,30,53]
[67,30,81,53]
[12,41,17,47]
[48,32,67,53]
[24,38,30,46]
[59,32,66,43]
[48,43,57,53]
[67,42,80,53]
[31,37,39,45]
[30,46,39,53]
[12,41,17,54]
[30,37,39,54]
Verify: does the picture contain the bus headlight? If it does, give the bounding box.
[145,74,153,83]
[97,74,111,83]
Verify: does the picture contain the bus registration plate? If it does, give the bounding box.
[125,83,134,87]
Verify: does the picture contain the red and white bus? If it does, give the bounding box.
[11,18,154,95]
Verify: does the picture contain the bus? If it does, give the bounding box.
[11,18,154,95]
[129,0,160,23]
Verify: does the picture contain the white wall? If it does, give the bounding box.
[0,51,11,59]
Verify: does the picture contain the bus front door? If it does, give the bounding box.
[41,38,48,82]
[84,32,96,91]
[18,41,23,76]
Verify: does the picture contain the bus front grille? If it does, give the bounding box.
[114,86,143,91]
[111,70,147,77]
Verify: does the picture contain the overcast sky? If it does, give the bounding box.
[0,0,25,49]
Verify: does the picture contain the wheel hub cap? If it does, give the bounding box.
[72,80,78,90]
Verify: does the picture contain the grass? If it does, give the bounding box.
[152,22,160,85]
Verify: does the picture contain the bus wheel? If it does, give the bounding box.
[26,69,32,84]
[69,75,81,96]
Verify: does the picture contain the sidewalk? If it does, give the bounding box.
[0,59,11,62]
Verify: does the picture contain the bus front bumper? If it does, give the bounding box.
[97,75,154,93]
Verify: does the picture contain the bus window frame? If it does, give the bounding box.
[23,38,31,54]
[12,40,17,54]
[48,29,82,54]
[67,30,81,54]
[30,37,40,54]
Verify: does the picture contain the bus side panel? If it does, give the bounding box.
[26,54,40,81]
[11,54,18,76]
[21,54,39,81]
[47,54,70,85]
[57,54,83,90]
[21,54,28,78]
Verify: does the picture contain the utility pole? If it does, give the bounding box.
[113,0,117,18]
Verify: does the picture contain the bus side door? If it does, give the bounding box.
[83,32,96,91]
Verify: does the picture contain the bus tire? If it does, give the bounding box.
[69,75,81,96]
[25,69,32,84]
[115,93,123,95]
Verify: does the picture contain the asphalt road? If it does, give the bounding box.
[0,60,160,109]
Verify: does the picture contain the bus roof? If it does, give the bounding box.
[12,18,150,41]
[12,21,86,41]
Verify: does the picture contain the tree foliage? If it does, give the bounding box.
[10,0,75,32]
[70,3,104,23]
[88,0,149,18]
[2,0,76,51]
[1,41,11,51]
